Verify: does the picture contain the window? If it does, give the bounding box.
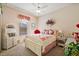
[19,20,28,35]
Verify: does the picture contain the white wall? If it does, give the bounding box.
[38,4,79,37]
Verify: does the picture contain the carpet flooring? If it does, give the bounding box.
[0,42,64,56]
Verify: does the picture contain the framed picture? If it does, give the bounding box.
[31,23,36,29]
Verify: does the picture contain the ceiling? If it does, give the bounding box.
[8,3,71,17]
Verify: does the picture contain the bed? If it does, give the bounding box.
[25,34,56,56]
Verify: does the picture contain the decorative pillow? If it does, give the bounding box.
[43,29,54,35]
[40,37,46,41]
[49,29,54,35]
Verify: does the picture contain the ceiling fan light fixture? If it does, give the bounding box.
[36,9,40,13]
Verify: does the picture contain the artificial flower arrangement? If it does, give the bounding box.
[64,23,79,56]
[46,19,55,26]
[64,42,79,56]
[64,32,79,56]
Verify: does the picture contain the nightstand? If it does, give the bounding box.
[57,36,66,47]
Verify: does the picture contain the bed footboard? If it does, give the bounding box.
[25,38,42,56]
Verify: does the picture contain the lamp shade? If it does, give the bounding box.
[76,24,79,28]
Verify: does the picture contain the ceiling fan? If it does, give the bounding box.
[32,3,48,16]
[32,3,48,9]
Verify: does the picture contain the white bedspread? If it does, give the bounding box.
[25,34,56,55]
